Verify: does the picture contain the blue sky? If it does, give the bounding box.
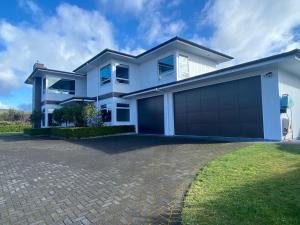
[0,0,300,111]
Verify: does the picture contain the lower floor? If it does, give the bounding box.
[42,68,300,141]
[0,135,247,225]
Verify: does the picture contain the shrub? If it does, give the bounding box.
[23,128,52,136]
[0,122,31,133]
[24,125,135,138]
[30,110,43,128]
[51,125,135,138]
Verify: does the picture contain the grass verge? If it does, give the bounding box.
[182,144,300,225]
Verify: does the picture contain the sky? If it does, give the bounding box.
[0,0,300,111]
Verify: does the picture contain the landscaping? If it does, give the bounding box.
[182,144,300,225]
[24,125,135,138]
[0,121,31,133]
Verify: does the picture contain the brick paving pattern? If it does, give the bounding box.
[0,135,247,225]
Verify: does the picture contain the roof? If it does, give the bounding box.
[59,97,96,105]
[73,36,233,72]
[122,49,300,98]
[25,68,85,84]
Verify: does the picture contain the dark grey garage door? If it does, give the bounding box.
[138,95,164,134]
[174,76,264,138]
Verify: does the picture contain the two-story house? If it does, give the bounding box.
[25,37,300,141]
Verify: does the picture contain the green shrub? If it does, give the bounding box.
[24,125,135,138]
[23,128,52,136]
[51,125,135,138]
[0,122,31,133]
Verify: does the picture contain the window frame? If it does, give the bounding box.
[116,64,129,84]
[100,64,112,85]
[116,103,130,122]
[157,54,175,79]
[47,76,75,95]
[100,104,112,122]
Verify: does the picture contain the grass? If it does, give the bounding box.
[182,144,300,225]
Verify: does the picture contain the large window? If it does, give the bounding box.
[158,55,174,79]
[100,64,112,85]
[48,77,75,95]
[116,64,129,84]
[100,104,112,122]
[116,103,130,122]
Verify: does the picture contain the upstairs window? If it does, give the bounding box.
[178,55,189,79]
[158,55,174,79]
[116,64,129,84]
[100,104,112,122]
[100,64,111,85]
[116,103,130,122]
[48,77,75,95]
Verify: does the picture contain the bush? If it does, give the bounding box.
[24,125,135,138]
[51,125,135,138]
[24,128,52,136]
[0,122,31,133]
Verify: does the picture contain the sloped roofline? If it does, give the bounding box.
[73,36,234,72]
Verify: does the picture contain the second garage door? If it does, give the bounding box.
[174,76,264,138]
[138,95,164,134]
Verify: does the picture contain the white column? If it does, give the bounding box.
[164,92,175,136]
[261,72,282,140]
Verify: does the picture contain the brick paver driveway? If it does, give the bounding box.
[0,135,247,225]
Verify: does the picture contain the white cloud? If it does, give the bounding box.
[18,0,43,15]
[0,3,116,95]
[0,101,10,109]
[99,0,185,45]
[200,0,300,65]
[99,0,147,14]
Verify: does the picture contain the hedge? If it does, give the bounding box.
[0,122,31,133]
[24,128,52,136]
[24,125,135,138]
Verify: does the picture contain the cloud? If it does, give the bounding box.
[18,0,43,15]
[0,101,10,109]
[199,0,300,65]
[0,3,116,96]
[99,0,185,45]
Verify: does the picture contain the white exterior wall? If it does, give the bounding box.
[278,69,300,139]
[176,50,217,80]
[260,71,282,140]
[164,92,174,135]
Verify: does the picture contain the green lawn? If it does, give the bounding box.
[182,144,300,225]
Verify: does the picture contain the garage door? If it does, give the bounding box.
[138,95,164,134]
[174,76,264,138]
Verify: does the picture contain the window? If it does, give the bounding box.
[100,64,112,85]
[158,55,174,79]
[42,109,45,127]
[48,77,75,95]
[116,64,129,84]
[42,78,46,94]
[178,55,189,79]
[116,103,130,122]
[48,109,54,126]
[100,104,112,122]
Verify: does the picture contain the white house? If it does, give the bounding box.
[25,37,300,141]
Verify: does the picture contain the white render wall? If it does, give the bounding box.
[260,71,282,140]
[278,69,300,139]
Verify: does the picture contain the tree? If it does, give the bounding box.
[30,110,43,128]
[83,104,102,127]
[52,108,64,126]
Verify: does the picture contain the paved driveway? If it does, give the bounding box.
[0,135,247,225]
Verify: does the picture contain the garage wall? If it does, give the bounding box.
[173,76,264,138]
[278,70,300,139]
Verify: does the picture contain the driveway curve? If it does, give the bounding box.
[0,135,247,225]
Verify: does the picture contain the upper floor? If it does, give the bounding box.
[25,37,233,105]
